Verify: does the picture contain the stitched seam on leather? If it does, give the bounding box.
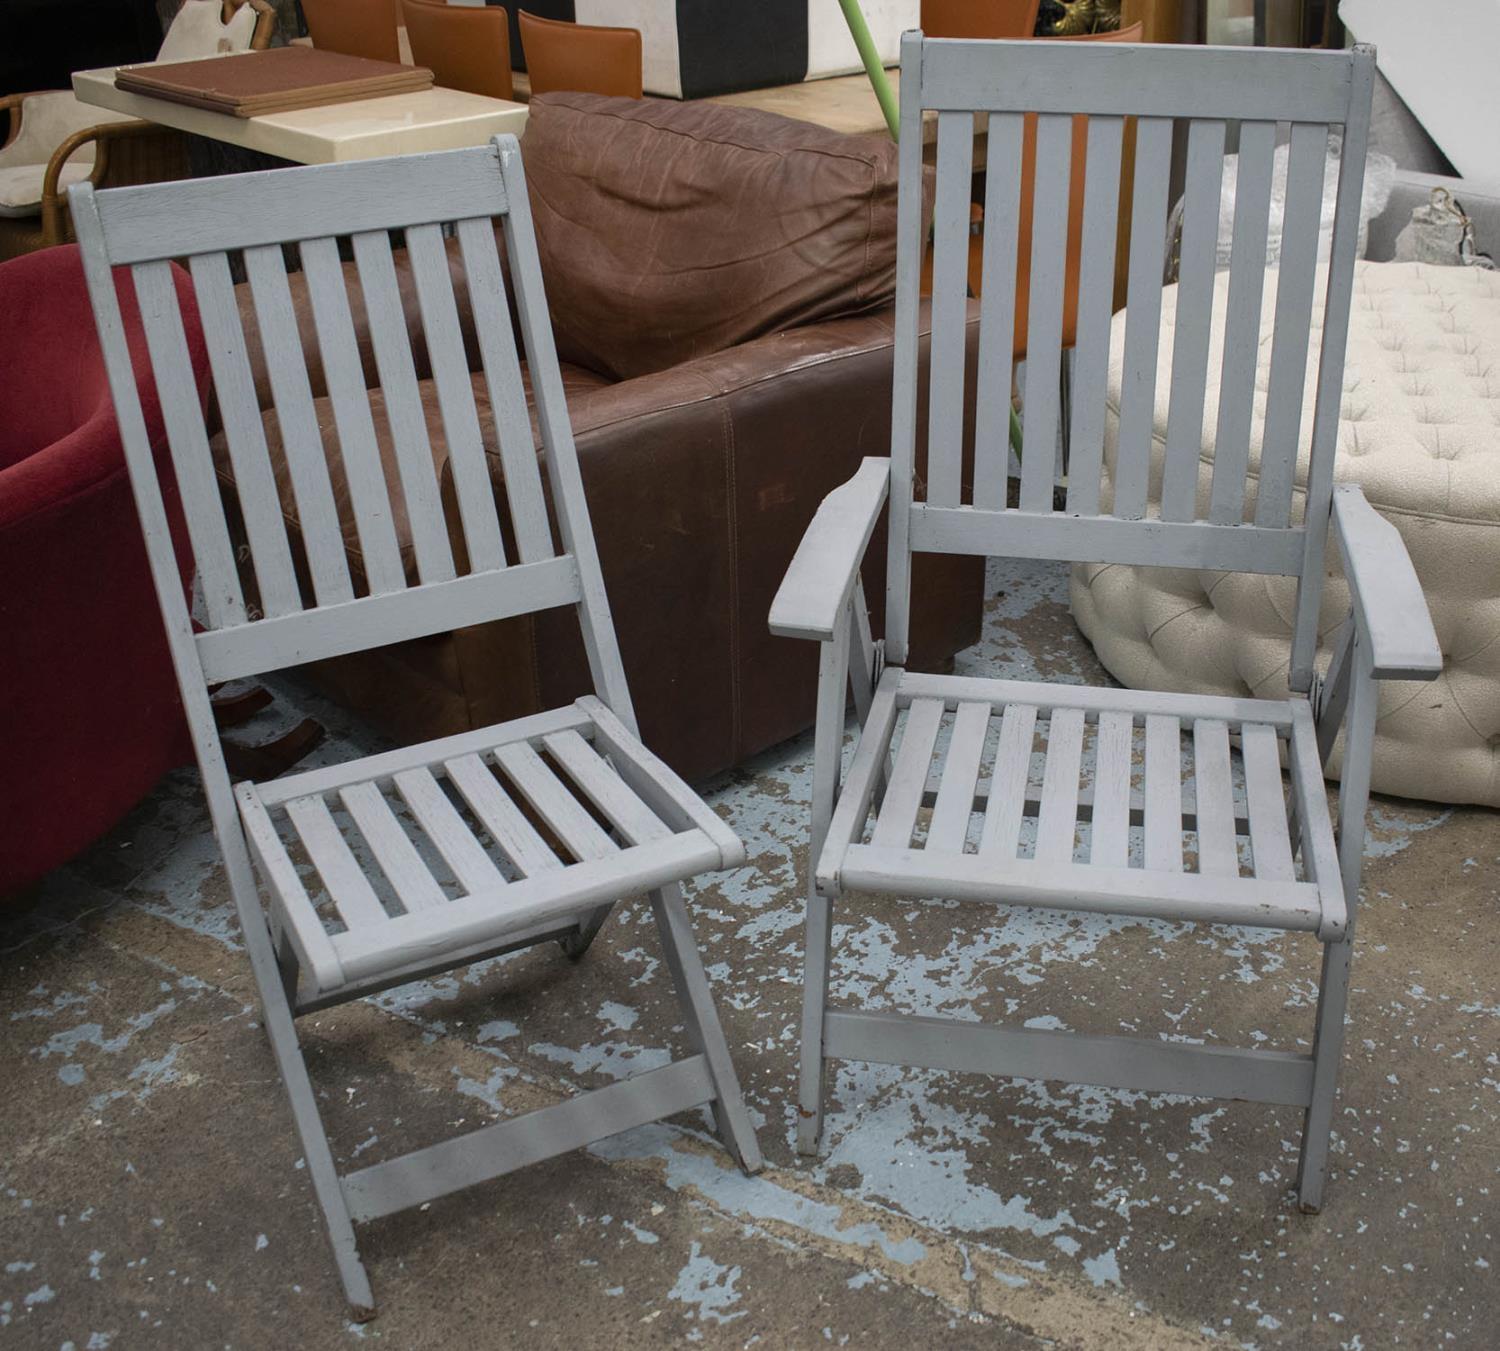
[858,159,877,307]
[721,401,742,762]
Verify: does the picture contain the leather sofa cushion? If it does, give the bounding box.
[522,92,914,382]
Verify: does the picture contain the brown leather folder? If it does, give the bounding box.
[115,47,434,118]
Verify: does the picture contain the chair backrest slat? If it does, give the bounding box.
[1017,111,1073,511]
[972,109,1025,510]
[243,242,357,607]
[404,220,508,573]
[454,215,555,565]
[926,110,974,508]
[1208,118,1277,526]
[1112,114,1174,521]
[298,234,409,596]
[132,259,247,628]
[1160,116,1226,523]
[1254,121,1328,529]
[70,139,630,729]
[188,250,302,618]
[349,227,457,585]
[883,34,1375,676]
[1062,114,1125,517]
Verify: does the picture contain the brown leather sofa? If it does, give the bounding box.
[218,94,983,783]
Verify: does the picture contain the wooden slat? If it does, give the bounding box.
[927,701,990,854]
[1111,116,1174,520]
[454,215,554,565]
[188,251,300,619]
[1019,113,1073,512]
[351,228,456,584]
[1191,717,1239,878]
[909,504,1305,575]
[1286,700,1346,939]
[543,729,672,847]
[298,235,407,596]
[973,110,1025,510]
[871,697,945,849]
[811,669,902,892]
[1241,722,1295,882]
[1090,709,1134,868]
[130,260,246,628]
[339,781,447,912]
[1208,119,1277,525]
[1255,122,1327,529]
[444,752,561,876]
[393,767,506,897]
[1035,707,1085,864]
[926,110,974,509]
[918,42,1359,124]
[977,703,1038,858]
[405,221,507,573]
[285,794,389,930]
[1063,115,1124,518]
[242,243,355,607]
[494,741,617,862]
[90,146,509,264]
[1143,713,1182,872]
[195,554,581,685]
[1161,118,1226,523]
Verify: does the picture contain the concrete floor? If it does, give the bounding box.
[2,561,1496,1349]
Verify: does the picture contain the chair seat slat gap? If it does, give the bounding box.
[350,228,457,584]
[1255,123,1328,529]
[1035,706,1086,863]
[977,703,1038,859]
[926,111,974,509]
[393,767,506,896]
[927,701,990,853]
[131,260,246,627]
[871,697,945,849]
[188,252,301,618]
[285,793,390,930]
[1111,116,1174,520]
[242,243,356,607]
[1209,120,1277,525]
[1064,115,1125,518]
[1143,713,1182,872]
[340,780,448,912]
[1241,722,1295,881]
[298,236,408,597]
[1089,709,1134,867]
[493,741,618,862]
[1161,118,1227,522]
[444,752,562,876]
[405,222,508,574]
[1191,717,1239,877]
[973,111,1025,511]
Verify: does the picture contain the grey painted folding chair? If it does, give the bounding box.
[770,35,1441,1212]
[70,137,761,1317]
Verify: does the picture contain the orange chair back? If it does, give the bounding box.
[518,9,642,99]
[401,0,513,100]
[920,0,1040,39]
[300,0,402,65]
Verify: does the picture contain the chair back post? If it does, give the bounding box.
[886,33,1375,682]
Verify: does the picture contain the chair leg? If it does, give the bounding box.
[797,886,834,1156]
[649,884,763,1174]
[559,903,613,959]
[1297,935,1353,1213]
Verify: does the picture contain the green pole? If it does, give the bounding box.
[837,0,900,141]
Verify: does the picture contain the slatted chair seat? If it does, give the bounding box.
[239,697,743,994]
[818,672,1344,940]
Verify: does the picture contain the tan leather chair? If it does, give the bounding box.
[920,0,1040,40]
[401,0,513,100]
[517,10,642,99]
[300,0,402,64]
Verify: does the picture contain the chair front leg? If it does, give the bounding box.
[1298,623,1378,1213]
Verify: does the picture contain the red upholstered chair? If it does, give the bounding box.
[0,245,206,896]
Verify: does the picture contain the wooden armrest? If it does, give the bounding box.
[1331,484,1442,681]
[768,457,889,642]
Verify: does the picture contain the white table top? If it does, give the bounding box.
[72,64,528,165]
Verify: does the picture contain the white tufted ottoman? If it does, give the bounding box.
[1071,261,1500,806]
